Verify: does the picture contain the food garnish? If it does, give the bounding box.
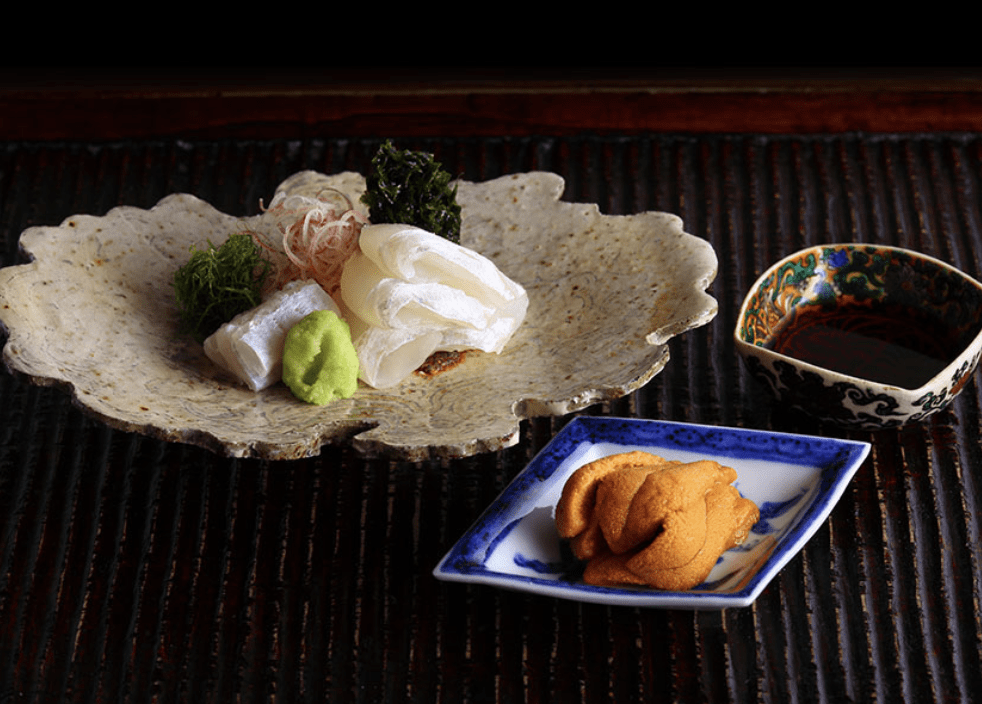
[281,309,360,405]
[415,350,467,377]
[251,190,367,297]
[555,451,759,591]
[173,233,272,343]
[361,140,462,243]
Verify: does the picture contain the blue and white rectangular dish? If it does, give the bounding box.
[433,416,871,609]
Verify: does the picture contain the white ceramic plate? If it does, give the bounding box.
[0,171,718,460]
[433,417,870,609]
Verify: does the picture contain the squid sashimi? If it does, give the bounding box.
[340,224,528,389]
[348,323,445,391]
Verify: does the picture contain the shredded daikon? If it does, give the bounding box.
[250,189,368,298]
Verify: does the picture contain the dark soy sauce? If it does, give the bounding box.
[768,303,960,390]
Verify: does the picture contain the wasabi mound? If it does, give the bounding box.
[282,310,360,405]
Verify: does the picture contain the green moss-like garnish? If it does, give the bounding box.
[361,140,462,243]
[173,233,272,342]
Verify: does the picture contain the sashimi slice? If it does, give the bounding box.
[353,326,445,391]
[358,223,525,305]
[341,252,500,331]
[204,280,341,391]
[339,223,528,389]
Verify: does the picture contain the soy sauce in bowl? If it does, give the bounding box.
[735,243,982,429]
[768,303,960,390]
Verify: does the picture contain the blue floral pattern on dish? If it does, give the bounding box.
[434,417,870,609]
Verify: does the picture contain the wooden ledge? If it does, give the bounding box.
[4,67,982,139]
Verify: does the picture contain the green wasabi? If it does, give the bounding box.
[282,310,359,405]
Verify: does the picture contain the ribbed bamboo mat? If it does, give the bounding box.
[1,135,981,703]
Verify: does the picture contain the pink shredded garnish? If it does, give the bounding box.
[250,189,368,297]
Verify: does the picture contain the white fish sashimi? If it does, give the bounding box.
[340,223,529,389]
[354,326,445,391]
[358,223,524,305]
[342,252,499,330]
[204,280,341,391]
[434,314,526,354]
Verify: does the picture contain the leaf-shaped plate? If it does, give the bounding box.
[0,171,718,460]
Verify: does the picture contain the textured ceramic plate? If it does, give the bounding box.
[0,171,718,460]
[433,417,870,608]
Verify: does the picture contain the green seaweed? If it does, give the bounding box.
[173,233,272,342]
[361,140,462,243]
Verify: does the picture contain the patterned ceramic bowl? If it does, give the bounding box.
[735,244,982,429]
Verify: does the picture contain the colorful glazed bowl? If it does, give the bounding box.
[735,244,982,429]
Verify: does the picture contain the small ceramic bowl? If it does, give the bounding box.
[735,244,982,430]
